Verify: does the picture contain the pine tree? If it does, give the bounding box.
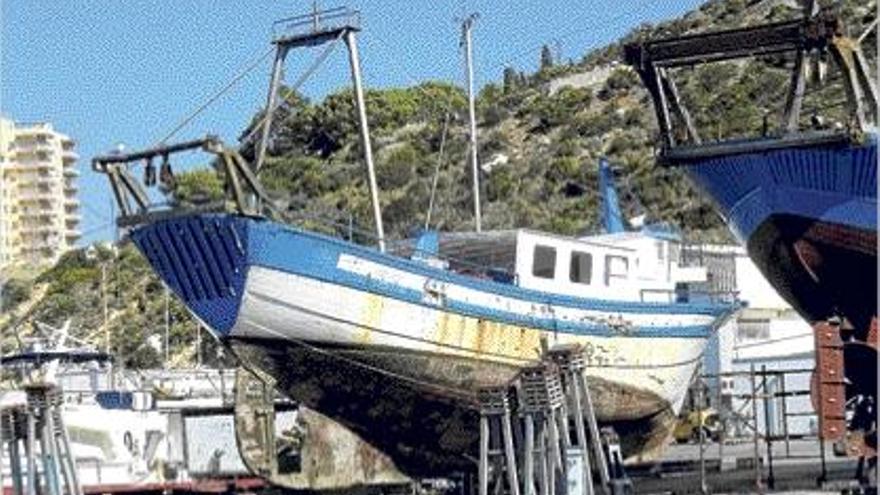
[503,67,519,93]
[540,44,554,70]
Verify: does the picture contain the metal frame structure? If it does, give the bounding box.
[92,136,273,228]
[623,8,878,163]
[256,6,386,251]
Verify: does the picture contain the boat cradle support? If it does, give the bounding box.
[478,344,630,495]
[623,8,878,163]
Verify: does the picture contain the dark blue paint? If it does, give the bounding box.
[686,135,877,242]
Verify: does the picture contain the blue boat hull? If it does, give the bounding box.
[685,135,877,332]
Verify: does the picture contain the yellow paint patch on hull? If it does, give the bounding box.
[356,293,384,345]
[432,311,543,362]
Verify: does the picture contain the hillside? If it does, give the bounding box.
[1,0,875,368]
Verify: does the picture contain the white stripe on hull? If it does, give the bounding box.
[232,265,708,414]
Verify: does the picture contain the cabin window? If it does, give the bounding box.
[569,251,593,284]
[604,255,629,285]
[532,245,557,279]
[737,319,770,341]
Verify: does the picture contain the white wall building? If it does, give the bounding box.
[695,245,816,437]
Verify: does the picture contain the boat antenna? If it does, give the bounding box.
[460,13,482,232]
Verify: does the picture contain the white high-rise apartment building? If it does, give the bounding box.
[0,117,81,270]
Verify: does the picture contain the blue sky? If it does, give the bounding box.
[1,0,703,244]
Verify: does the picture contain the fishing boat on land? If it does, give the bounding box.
[625,7,877,456]
[92,8,738,483]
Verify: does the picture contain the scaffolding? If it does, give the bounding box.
[683,364,872,492]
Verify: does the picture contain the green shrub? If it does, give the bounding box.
[1,278,33,309]
[172,169,224,207]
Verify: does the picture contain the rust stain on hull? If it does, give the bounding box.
[231,337,678,482]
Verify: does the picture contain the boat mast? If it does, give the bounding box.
[461,13,482,232]
[345,30,386,251]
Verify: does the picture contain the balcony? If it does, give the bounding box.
[13,142,54,155]
[16,123,53,136]
[20,210,55,219]
[65,229,82,239]
[20,225,58,235]
[9,160,53,170]
[21,242,58,252]
[17,192,57,203]
[63,166,80,176]
[19,180,56,190]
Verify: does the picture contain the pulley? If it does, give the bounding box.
[144,157,156,187]
[159,154,176,190]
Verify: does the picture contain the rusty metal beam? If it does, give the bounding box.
[221,152,249,215]
[657,130,853,164]
[827,37,869,130]
[92,136,219,171]
[659,67,701,145]
[781,49,808,134]
[623,12,840,69]
[643,63,675,149]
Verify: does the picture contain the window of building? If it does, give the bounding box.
[532,245,557,279]
[604,255,629,285]
[737,319,770,341]
[569,251,593,284]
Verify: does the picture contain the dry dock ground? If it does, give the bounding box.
[629,439,871,494]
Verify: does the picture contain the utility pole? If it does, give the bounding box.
[461,13,482,232]
[101,263,109,353]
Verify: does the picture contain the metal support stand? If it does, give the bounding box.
[547,345,614,495]
[477,386,520,495]
[520,363,566,495]
[1,385,82,495]
[476,346,632,495]
[750,363,763,492]
[761,365,775,490]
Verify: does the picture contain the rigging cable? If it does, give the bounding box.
[241,32,344,146]
[156,45,276,146]
[424,111,452,230]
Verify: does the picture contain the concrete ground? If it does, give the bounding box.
[628,438,870,494]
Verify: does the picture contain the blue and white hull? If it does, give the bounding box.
[131,214,735,475]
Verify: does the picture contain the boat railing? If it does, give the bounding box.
[271,6,361,42]
[283,208,520,284]
[640,287,739,305]
[623,7,878,164]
